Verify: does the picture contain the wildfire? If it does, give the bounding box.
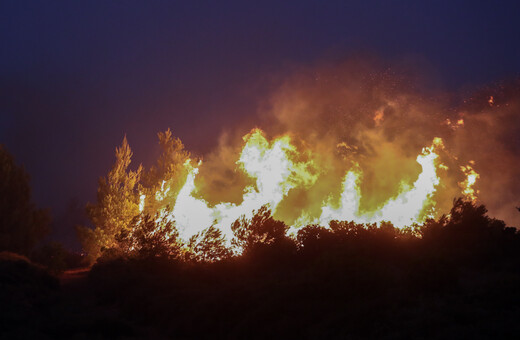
[313,137,443,229]
[90,63,520,257]
[137,128,479,243]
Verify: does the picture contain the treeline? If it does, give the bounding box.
[89,194,520,270]
[3,139,520,338]
[3,195,520,338]
[81,198,520,339]
[0,144,84,273]
[76,132,520,267]
[92,196,520,265]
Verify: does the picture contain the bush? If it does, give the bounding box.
[31,242,86,274]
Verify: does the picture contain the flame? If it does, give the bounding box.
[114,62,520,248]
[138,194,146,213]
[155,180,171,201]
[459,162,480,202]
[314,138,443,228]
[136,128,478,244]
[318,169,362,225]
[141,129,318,241]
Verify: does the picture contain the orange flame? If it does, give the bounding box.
[137,128,479,243]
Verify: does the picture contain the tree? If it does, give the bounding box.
[140,129,190,215]
[296,224,332,253]
[231,205,293,257]
[113,210,181,259]
[187,226,232,262]
[77,137,142,263]
[154,128,190,182]
[419,198,518,262]
[0,144,50,255]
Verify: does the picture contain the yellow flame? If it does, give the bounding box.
[319,168,362,225]
[142,129,470,243]
[138,194,146,213]
[459,162,479,202]
[314,138,443,228]
[375,138,442,227]
[162,129,317,241]
[155,180,171,201]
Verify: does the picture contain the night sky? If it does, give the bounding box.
[1,1,520,247]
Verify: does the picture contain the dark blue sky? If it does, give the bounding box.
[1,1,520,245]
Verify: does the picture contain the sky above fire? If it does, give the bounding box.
[1,1,520,247]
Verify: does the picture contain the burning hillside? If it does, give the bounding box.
[81,61,520,260]
[140,129,457,242]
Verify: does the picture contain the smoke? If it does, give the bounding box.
[190,58,520,228]
[450,86,520,227]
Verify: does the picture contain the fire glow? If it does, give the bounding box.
[138,128,478,243]
[117,63,520,247]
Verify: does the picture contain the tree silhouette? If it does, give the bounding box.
[420,198,518,263]
[296,224,332,254]
[231,205,295,260]
[0,144,50,255]
[77,137,142,263]
[113,210,181,259]
[187,225,232,262]
[140,129,190,215]
[78,197,520,339]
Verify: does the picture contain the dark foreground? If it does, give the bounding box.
[3,200,520,339]
[2,238,520,339]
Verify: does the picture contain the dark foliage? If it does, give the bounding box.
[421,198,518,265]
[0,252,59,338]
[231,205,297,265]
[31,242,85,275]
[187,225,232,262]
[109,211,181,260]
[4,199,520,339]
[0,145,50,256]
